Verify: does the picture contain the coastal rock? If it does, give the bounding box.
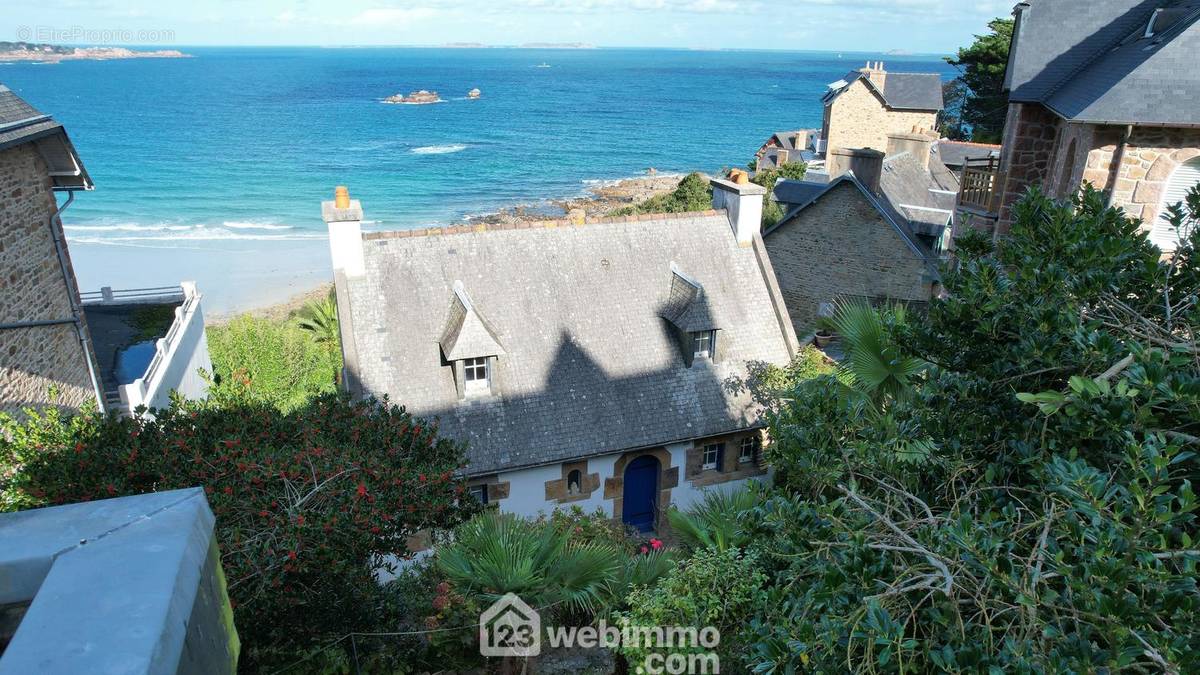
[383,90,443,105]
[0,41,189,62]
[467,88,481,99]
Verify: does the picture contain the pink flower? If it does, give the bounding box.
[640,545,649,554]
[650,538,663,550]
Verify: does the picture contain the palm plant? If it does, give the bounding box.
[666,485,761,553]
[295,288,339,349]
[436,511,621,615]
[602,547,676,612]
[822,298,926,404]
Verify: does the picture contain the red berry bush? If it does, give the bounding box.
[1,392,477,670]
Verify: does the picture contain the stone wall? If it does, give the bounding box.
[764,181,934,336]
[0,144,96,418]
[996,103,1064,232]
[995,103,1200,236]
[825,80,937,155]
[1082,126,1200,227]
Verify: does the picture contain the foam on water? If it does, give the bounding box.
[411,144,468,155]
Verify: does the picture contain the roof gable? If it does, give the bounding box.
[439,281,506,361]
[1005,0,1200,126]
[0,85,92,190]
[823,71,943,112]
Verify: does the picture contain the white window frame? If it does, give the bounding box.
[1151,158,1200,252]
[693,330,715,360]
[463,357,489,394]
[739,436,759,464]
[701,442,723,471]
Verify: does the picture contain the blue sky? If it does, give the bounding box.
[12,0,1013,53]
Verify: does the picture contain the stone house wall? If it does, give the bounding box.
[1081,127,1200,228]
[995,103,1200,236]
[764,181,934,336]
[824,80,938,155]
[0,144,96,418]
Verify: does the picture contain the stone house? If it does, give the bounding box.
[0,84,101,417]
[753,130,815,173]
[764,147,940,336]
[819,62,943,156]
[324,179,797,533]
[959,0,1200,251]
[0,85,212,418]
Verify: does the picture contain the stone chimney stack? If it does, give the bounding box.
[322,185,365,278]
[711,172,766,247]
[859,60,887,90]
[886,131,934,171]
[828,147,885,194]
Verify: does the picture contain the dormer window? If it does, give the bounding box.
[692,330,715,360]
[661,263,721,368]
[463,357,489,392]
[439,281,505,400]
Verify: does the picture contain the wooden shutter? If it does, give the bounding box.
[716,443,725,472]
[1150,159,1200,251]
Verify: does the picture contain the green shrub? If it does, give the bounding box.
[617,547,767,671]
[612,172,713,216]
[206,314,342,412]
[0,393,475,672]
[748,185,1200,672]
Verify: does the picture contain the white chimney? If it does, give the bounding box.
[711,173,766,247]
[322,186,365,278]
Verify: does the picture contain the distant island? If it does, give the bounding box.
[884,49,914,56]
[519,42,596,49]
[383,90,443,105]
[0,41,188,62]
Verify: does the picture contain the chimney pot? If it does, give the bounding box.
[729,168,750,185]
[334,185,350,209]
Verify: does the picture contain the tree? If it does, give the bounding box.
[613,172,713,216]
[937,78,968,140]
[945,18,1013,143]
[0,393,476,672]
[752,162,807,229]
[747,185,1200,672]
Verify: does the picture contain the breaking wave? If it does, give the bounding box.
[411,144,468,155]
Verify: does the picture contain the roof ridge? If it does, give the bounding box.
[362,208,727,242]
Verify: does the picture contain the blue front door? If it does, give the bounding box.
[622,455,660,533]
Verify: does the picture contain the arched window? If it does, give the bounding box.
[567,469,582,495]
[1151,157,1200,251]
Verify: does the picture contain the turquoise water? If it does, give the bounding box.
[2,48,954,310]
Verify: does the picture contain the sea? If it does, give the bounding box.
[3,47,956,312]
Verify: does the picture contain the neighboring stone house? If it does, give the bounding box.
[753,130,815,172]
[961,0,1200,251]
[765,147,939,335]
[324,179,797,533]
[0,85,213,419]
[0,84,101,417]
[819,62,943,156]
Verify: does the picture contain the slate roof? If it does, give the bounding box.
[1006,0,1200,126]
[773,179,829,208]
[933,140,1000,169]
[339,211,796,476]
[824,70,943,112]
[0,84,92,189]
[879,152,957,237]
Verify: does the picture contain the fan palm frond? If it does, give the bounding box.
[823,298,925,404]
[295,288,339,347]
[666,486,760,553]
